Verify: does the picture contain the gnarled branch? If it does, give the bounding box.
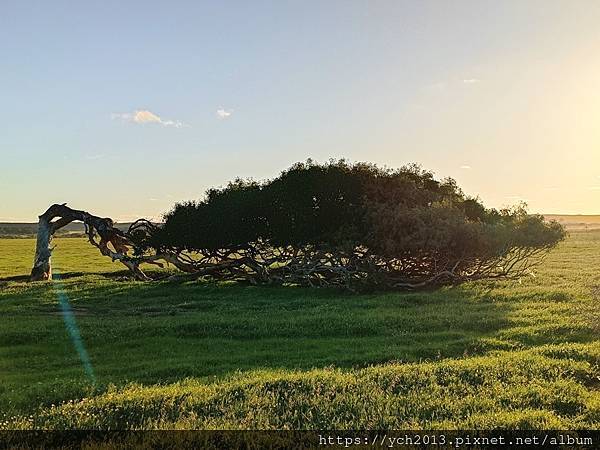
[30,204,150,281]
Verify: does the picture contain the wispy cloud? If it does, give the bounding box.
[505,195,528,202]
[588,186,600,191]
[216,108,233,119]
[463,78,481,84]
[85,154,104,160]
[460,165,472,170]
[111,110,186,128]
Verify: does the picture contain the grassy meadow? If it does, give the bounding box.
[0,233,599,429]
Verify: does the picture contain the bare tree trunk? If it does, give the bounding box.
[30,211,54,281]
[30,203,151,281]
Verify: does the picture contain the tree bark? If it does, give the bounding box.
[30,212,54,281]
[30,203,150,281]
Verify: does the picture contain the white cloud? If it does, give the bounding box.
[463,78,481,84]
[460,165,472,170]
[111,110,186,128]
[216,108,233,119]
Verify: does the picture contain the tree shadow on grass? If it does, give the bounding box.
[0,271,93,282]
[1,273,589,392]
[6,279,507,350]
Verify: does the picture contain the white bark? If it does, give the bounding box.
[30,214,53,281]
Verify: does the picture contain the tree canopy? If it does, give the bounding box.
[131,159,565,290]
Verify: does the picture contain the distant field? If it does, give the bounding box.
[0,222,133,238]
[545,215,600,230]
[0,233,598,429]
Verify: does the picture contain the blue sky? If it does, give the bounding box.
[2,0,600,221]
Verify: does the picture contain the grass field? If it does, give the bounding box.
[0,234,599,429]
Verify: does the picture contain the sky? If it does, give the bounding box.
[1,0,600,222]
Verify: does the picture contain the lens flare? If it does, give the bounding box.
[53,272,96,384]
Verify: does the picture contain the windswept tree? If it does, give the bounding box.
[31,160,566,290]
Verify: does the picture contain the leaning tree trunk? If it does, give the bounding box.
[30,204,151,281]
[30,210,55,281]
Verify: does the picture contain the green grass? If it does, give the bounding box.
[0,233,598,429]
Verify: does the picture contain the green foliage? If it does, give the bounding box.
[152,161,368,251]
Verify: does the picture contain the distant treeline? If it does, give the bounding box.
[0,222,132,238]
